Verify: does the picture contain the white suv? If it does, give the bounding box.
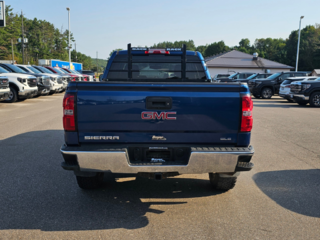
[16,65,65,94]
[279,76,317,102]
[0,76,10,101]
[0,66,38,103]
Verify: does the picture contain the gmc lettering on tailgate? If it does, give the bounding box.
[141,112,177,120]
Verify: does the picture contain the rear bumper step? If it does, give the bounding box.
[61,145,254,174]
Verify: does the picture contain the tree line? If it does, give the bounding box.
[0,5,97,70]
[149,25,320,71]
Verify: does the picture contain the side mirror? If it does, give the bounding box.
[278,77,282,82]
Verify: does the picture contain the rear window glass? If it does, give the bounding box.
[106,54,206,81]
[283,79,304,84]
[282,80,292,84]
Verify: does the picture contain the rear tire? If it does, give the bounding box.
[287,99,294,103]
[209,173,237,191]
[261,88,273,99]
[76,173,104,190]
[309,92,320,107]
[4,87,18,103]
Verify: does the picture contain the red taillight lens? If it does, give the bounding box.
[72,78,75,81]
[63,93,75,131]
[241,95,253,132]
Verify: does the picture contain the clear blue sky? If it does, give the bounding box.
[10,0,320,59]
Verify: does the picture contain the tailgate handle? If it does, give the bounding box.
[146,97,172,110]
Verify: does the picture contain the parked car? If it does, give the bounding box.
[279,76,318,102]
[0,76,10,101]
[32,66,67,93]
[217,72,256,83]
[212,74,230,81]
[60,44,254,191]
[80,70,96,81]
[43,66,81,82]
[16,64,65,94]
[248,71,309,99]
[61,68,90,81]
[0,63,51,97]
[290,77,320,107]
[233,73,273,84]
[0,66,38,103]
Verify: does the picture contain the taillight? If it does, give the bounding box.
[72,77,75,81]
[241,95,253,132]
[63,93,75,131]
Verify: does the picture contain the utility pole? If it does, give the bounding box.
[21,10,25,64]
[11,39,14,64]
[75,42,77,62]
[295,16,304,72]
[66,8,71,67]
[96,51,98,74]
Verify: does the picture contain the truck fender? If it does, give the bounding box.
[308,88,320,96]
[9,82,20,92]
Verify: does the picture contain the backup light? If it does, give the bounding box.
[63,93,75,131]
[240,95,253,132]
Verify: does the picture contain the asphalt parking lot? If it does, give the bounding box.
[0,94,319,239]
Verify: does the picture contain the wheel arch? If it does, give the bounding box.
[9,82,20,92]
[308,88,320,96]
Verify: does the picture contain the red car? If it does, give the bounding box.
[44,66,79,81]
[62,68,90,81]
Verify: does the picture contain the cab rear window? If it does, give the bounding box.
[107,54,207,81]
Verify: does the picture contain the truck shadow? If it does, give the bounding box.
[0,130,222,231]
[253,169,320,218]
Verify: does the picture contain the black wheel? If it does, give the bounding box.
[76,173,104,190]
[4,87,18,103]
[309,92,320,107]
[253,94,260,99]
[287,99,294,103]
[297,102,307,106]
[261,88,273,99]
[209,173,237,191]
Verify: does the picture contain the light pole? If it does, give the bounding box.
[66,7,71,68]
[295,16,304,72]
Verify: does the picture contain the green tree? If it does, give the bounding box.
[204,41,229,57]
[151,40,196,51]
[196,45,207,56]
[239,38,250,49]
[285,25,320,70]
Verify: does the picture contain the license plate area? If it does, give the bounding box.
[128,147,191,165]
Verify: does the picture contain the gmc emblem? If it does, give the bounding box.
[141,112,176,120]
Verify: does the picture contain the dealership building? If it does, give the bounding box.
[205,50,294,77]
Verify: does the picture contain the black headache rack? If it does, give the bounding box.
[102,43,209,82]
[127,43,187,80]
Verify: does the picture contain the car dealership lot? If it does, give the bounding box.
[0,95,319,239]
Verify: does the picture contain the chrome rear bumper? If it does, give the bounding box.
[61,145,254,174]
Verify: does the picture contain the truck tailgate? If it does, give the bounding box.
[76,83,243,144]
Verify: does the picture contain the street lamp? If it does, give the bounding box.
[295,16,304,72]
[66,7,71,68]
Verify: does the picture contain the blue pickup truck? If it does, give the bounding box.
[60,44,254,191]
